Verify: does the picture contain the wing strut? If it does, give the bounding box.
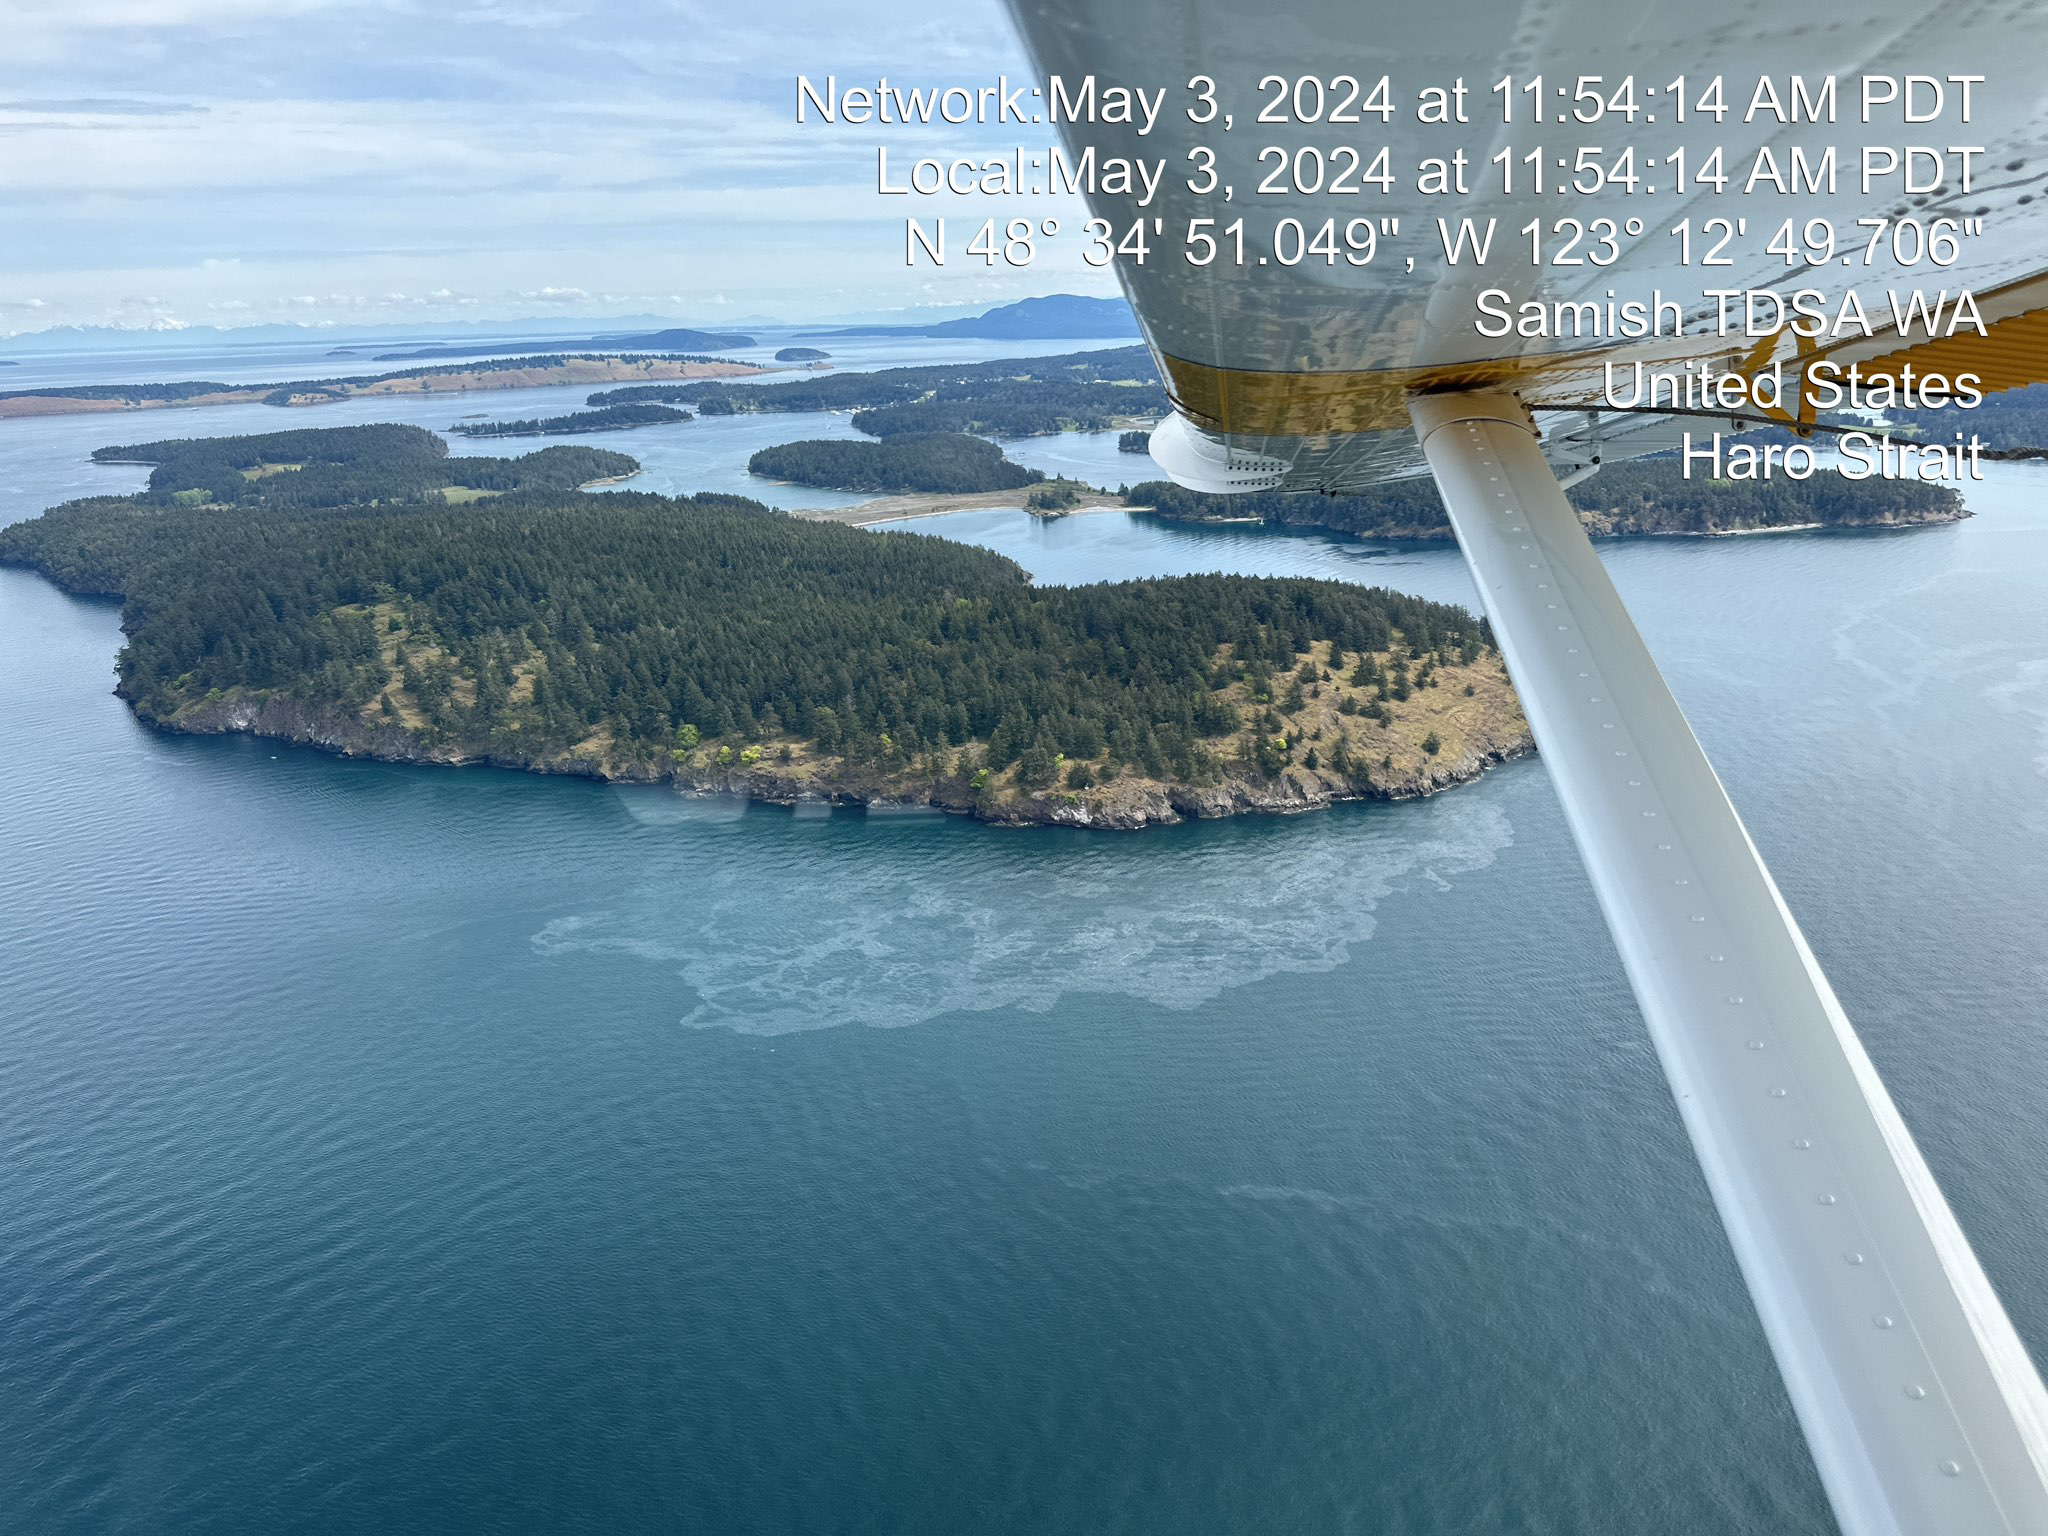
[1409,391,2048,1536]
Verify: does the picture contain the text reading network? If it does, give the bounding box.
[798,70,2006,481]
[796,70,1995,331]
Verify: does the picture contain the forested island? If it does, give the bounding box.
[750,433,1045,494]
[452,403,692,438]
[734,413,1964,533]
[582,341,1971,537]
[84,425,637,513]
[1129,460,1967,538]
[1889,385,2048,457]
[0,354,764,420]
[1,343,1987,826]
[588,345,1167,438]
[1,425,1529,828]
[775,347,830,362]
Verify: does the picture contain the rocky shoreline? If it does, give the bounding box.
[149,688,1535,831]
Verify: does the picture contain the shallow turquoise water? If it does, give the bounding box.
[4,389,2048,1530]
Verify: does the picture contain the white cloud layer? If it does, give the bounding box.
[0,0,1113,331]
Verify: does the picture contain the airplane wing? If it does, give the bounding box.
[1010,0,2048,488]
[1001,3,2048,1530]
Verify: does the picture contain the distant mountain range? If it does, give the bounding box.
[803,294,1139,341]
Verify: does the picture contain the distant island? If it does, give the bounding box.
[0,354,765,420]
[85,424,637,508]
[1888,384,2048,458]
[590,344,1167,438]
[0,424,1529,828]
[565,343,1992,543]
[369,327,755,362]
[685,336,1965,537]
[452,403,692,438]
[725,382,1966,536]
[750,433,1044,494]
[727,428,1965,540]
[1129,462,1968,538]
[805,294,1139,341]
[775,347,830,362]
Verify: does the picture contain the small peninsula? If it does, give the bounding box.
[0,425,1530,829]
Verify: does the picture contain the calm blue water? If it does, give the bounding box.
[5,367,2048,1532]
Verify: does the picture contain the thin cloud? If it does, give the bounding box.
[0,98,209,116]
[0,0,1097,330]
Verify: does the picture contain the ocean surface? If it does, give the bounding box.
[4,342,2048,1533]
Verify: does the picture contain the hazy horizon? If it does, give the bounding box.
[0,291,1126,349]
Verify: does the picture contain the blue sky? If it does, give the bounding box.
[1,0,1109,333]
